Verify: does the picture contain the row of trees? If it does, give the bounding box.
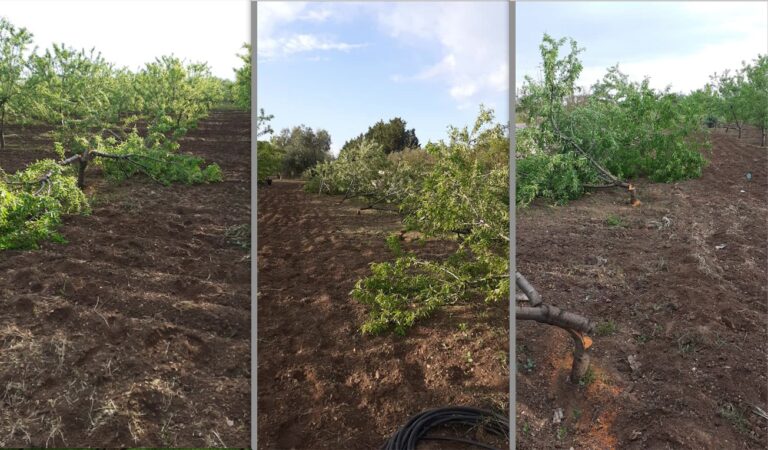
[0,17,249,250]
[256,113,420,182]
[0,17,251,152]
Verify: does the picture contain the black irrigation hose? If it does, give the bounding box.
[381,406,509,450]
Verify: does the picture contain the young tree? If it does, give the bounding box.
[134,55,223,150]
[0,18,34,149]
[711,68,750,138]
[742,55,767,146]
[233,43,251,110]
[26,44,114,153]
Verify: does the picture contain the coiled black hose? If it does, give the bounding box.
[380,406,509,450]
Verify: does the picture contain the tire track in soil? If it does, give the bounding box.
[0,110,250,448]
[516,128,767,449]
[258,181,509,450]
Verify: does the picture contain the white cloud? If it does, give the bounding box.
[257,2,365,59]
[380,2,509,108]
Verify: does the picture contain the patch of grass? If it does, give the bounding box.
[595,320,618,336]
[572,408,582,421]
[497,350,509,372]
[634,334,650,344]
[224,224,250,250]
[719,402,749,434]
[457,322,468,332]
[579,367,596,387]
[605,214,627,228]
[677,332,701,354]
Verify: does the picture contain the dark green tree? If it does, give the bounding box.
[271,125,332,177]
[341,117,419,155]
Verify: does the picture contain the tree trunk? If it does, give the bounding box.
[77,160,88,189]
[762,128,766,147]
[738,125,742,139]
[0,104,6,150]
[76,148,90,189]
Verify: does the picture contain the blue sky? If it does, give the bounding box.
[257,1,509,154]
[517,1,767,96]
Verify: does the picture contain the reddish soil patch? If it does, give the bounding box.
[0,111,250,447]
[516,129,767,448]
[257,181,509,449]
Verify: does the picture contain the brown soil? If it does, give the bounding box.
[0,110,251,447]
[516,128,767,449]
[257,181,509,449]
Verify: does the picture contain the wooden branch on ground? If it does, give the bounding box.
[515,271,595,381]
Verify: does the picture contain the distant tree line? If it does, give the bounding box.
[257,114,420,181]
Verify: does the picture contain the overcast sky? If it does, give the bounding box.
[517,1,768,94]
[257,1,509,154]
[0,0,249,80]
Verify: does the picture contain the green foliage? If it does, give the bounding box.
[595,320,618,335]
[341,117,419,155]
[0,17,34,147]
[316,106,509,335]
[305,138,389,195]
[271,124,332,178]
[353,255,463,335]
[26,44,115,152]
[257,140,283,182]
[517,34,709,206]
[135,55,223,151]
[92,132,223,185]
[0,160,89,250]
[232,44,251,110]
[516,151,597,206]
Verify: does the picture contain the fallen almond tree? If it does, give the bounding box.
[517,34,709,207]
[0,132,222,251]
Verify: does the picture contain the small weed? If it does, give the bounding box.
[522,422,531,435]
[522,357,535,373]
[606,214,626,228]
[497,350,508,372]
[579,367,596,387]
[677,332,700,354]
[224,224,250,250]
[719,402,748,434]
[572,408,581,421]
[634,333,651,344]
[457,322,468,333]
[714,333,727,348]
[556,425,568,440]
[595,320,618,336]
[465,351,474,365]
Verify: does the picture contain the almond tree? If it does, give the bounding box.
[134,55,223,151]
[0,17,34,149]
